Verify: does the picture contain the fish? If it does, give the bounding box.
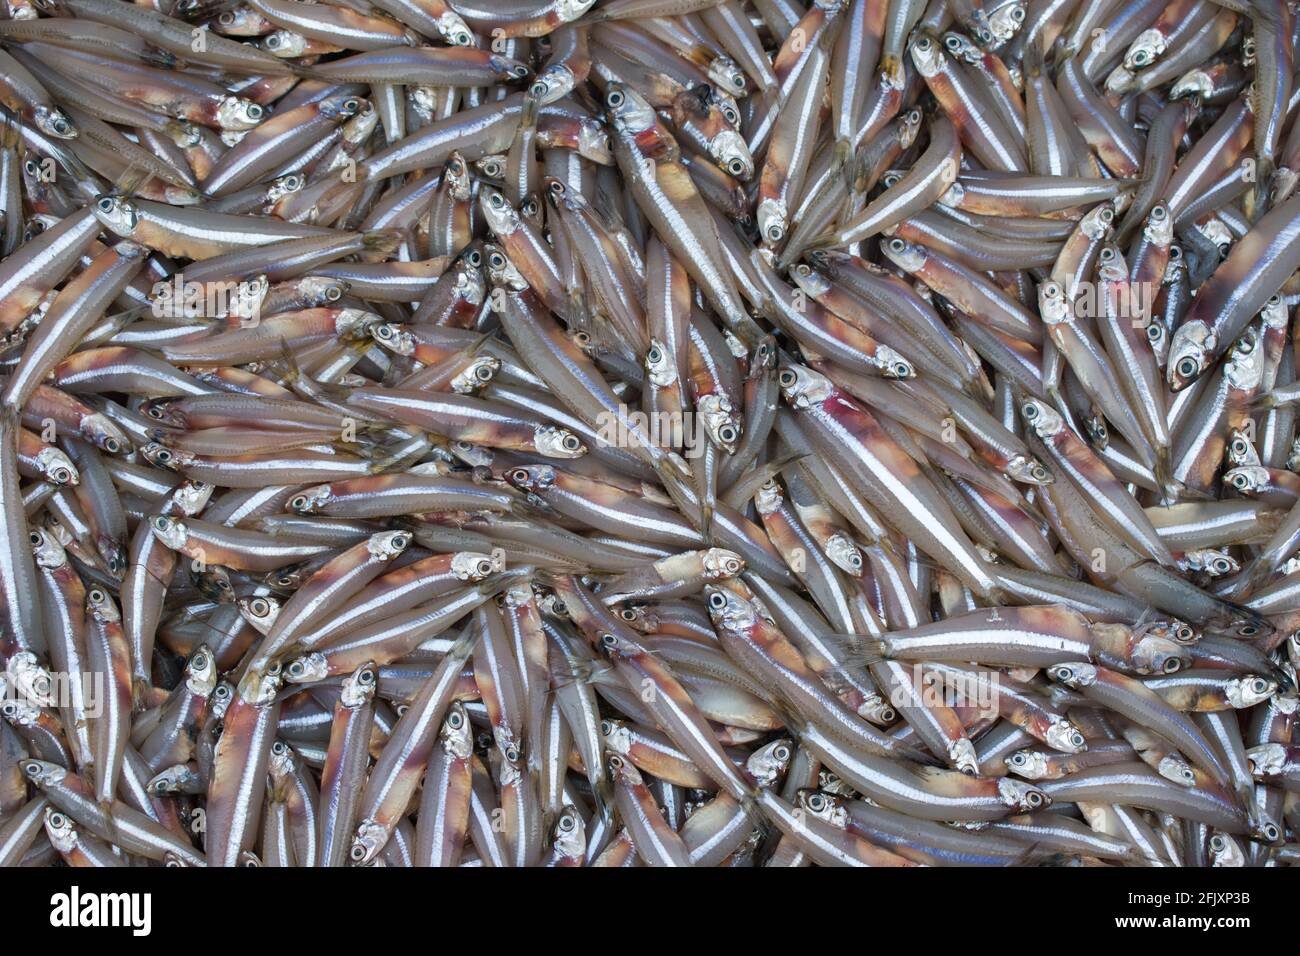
[0,0,1292,870]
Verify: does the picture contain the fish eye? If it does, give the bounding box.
[104,438,121,454]
[154,517,169,530]
[778,370,797,387]
[89,588,104,603]
[530,80,548,97]
[647,345,663,363]
[708,591,727,610]
[806,793,825,811]
[606,90,625,108]
[619,607,637,621]
[476,559,493,575]
[1146,324,1163,342]
[191,652,208,669]
[349,844,367,862]
[558,814,575,831]
[266,34,281,47]
[1021,402,1038,420]
[915,35,931,50]
[1025,790,1043,807]
[1176,357,1198,377]
[48,812,66,827]
[1250,677,1269,693]
[97,197,115,212]
[562,434,581,450]
[28,530,41,546]
[251,598,270,616]
[156,449,172,463]
[392,533,409,549]
[1238,623,1259,637]
[358,668,375,685]
[489,252,506,269]
[718,425,737,444]
[326,285,343,301]
[600,632,617,648]
[727,159,746,176]
[505,745,520,761]
[766,223,783,242]
[344,98,360,112]
[1163,658,1181,673]
[1209,834,1226,852]
[944,35,962,51]
[1011,6,1025,20]
[291,495,309,510]
[608,754,624,769]
[448,711,463,728]
[271,741,288,755]
[773,744,790,762]
[1151,205,1167,220]
[489,192,506,208]
[246,104,263,119]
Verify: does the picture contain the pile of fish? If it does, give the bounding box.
[0,0,1297,869]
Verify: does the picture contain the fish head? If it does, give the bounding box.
[148,515,188,551]
[747,738,794,788]
[997,777,1049,811]
[32,104,75,140]
[505,462,556,495]
[776,363,832,409]
[533,424,586,458]
[1224,465,1268,496]
[216,96,265,131]
[696,393,742,452]
[1036,279,1071,325]
[451,550,503,581]
[185,645,218,696]
[1166,319,1215,390]
[1003,453,1054,485]
[288,485,333,514]
[709,127,753,181]
[1226,674,1277,709]
[283,652,328,685]
[450,355,499,394]
[908,31,946,77]
[238,594,281,634]
[1005,749,1051,780]
[550,806,586,858]
[704,584,757,632]
[479,185,521,236]
[1044,718,1088,754]
[1019,397,1065,440]
[92,193,138,238]
[1046,662,1096,688]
